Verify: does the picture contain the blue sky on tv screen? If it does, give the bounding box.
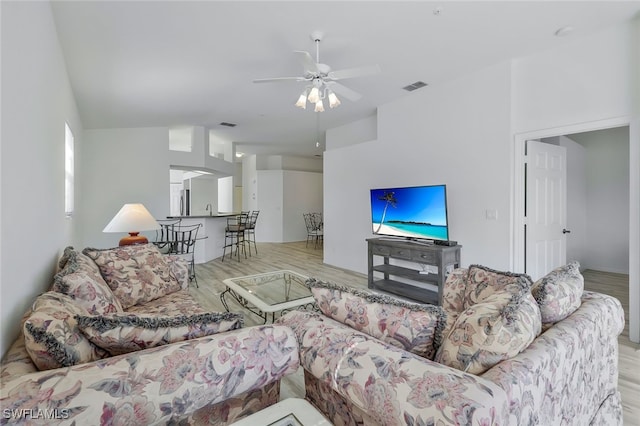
[370,185,447,226]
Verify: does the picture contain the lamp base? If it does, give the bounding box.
[119,232,148,246]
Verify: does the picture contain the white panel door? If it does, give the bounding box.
[526,140,567,281]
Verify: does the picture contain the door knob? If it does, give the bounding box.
[562,229,571,234]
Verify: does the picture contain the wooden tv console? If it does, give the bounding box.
[367,237,462,305]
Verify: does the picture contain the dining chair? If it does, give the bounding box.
[303,213,323,249]
[169,223,201,287]
[154,218,182,254]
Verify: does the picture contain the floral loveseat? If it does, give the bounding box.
[1,244,300,425]
[278,262,625,425]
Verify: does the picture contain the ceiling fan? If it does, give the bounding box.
[253,31,381,111]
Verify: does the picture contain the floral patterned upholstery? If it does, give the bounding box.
[1,326,300,425]
[278,274,624,426]
[52,247,124,315]
[307,278,446,360]
[2,247,300,425]
[77,311,244,355]
[440,267,469,337]
[436,292,541,374]
[532,260,584,323]
[482,291,624,425]
[125,288,207,316]
[22,292,108,370]
[278,310,510,425]
[83,244,182,309]
[436,265,541,374]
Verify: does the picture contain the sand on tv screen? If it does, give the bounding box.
[370,184,449,241]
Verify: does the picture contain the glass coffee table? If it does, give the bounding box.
[221,270,316,323]
[231,398,330,426]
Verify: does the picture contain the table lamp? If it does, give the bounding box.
[103,203,160,246]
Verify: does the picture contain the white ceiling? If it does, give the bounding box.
[50,1,640,158]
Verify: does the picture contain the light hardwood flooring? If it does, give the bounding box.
[190,242,640,424]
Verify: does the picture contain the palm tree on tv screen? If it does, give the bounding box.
[375,191,397,233]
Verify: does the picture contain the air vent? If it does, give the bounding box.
[219,122,237,127]
[402,81,428,92]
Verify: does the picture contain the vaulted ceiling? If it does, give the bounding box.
[50,1,640,157]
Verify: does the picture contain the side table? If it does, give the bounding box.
[231,398,330,426]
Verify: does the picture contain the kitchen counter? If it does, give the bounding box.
[167,212,238,219]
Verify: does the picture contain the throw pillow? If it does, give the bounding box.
[76,312,244,355]
[435,291,541,375]
[83,244,182,309]
[435,265,541,374]
[307,278,446,360]
[23,292,108,370]
[52,246,124,315]
[464,264,532,307]
[531,261,584,324]
[440,268,469,338]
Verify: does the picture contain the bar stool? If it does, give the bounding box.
[222,216,246,262]
[244,210,260,255]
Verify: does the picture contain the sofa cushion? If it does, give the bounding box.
[23,292,108,370]
[532,261,584,324]
[76,312,244,355]
[125,289,208,316]
[307,278,446,360]
[435,265,541,374]
[83,244,182,309]
[52,246,124,315]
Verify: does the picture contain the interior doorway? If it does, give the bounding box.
[513,117,636,343]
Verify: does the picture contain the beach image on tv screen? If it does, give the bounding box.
[370,185,448,240]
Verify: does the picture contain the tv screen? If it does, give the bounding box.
[370,184,449,241]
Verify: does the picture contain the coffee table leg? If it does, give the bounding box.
[220,289,231,312]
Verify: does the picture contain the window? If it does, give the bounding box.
[65,122,74,217]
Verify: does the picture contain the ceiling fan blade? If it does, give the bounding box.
[293,50,318,73]
[326,81,362,102]
[253,76,307,83]
[327,64,381,80]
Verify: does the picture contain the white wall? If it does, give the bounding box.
[242,155,258,211]
[512,21,638,342]
[256,170,283,242]
[558,136,587,268]
[579,127,630,273]
[283,171,323,242]
[323,19,639,343]
[0,1,83,357]
[324,61,513,274]
[189,175,218,216]
[218,176,233,212]
[81,128,170,248]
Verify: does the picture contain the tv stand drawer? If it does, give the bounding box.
[411,250,436,263]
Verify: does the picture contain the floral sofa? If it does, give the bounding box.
[0,244,300,425]
[278,262,625,425]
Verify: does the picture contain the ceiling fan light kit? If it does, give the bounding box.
[254,31,381,112]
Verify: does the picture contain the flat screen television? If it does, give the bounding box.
[370,184,449,241]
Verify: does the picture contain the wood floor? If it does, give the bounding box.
[191,242,640,424]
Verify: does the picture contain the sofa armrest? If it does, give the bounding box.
[481,291,625,425]
[166,255,190,290]
[0,325,299,425]
[278,310,510,425]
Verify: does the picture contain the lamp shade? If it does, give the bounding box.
[103,203,160,246]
